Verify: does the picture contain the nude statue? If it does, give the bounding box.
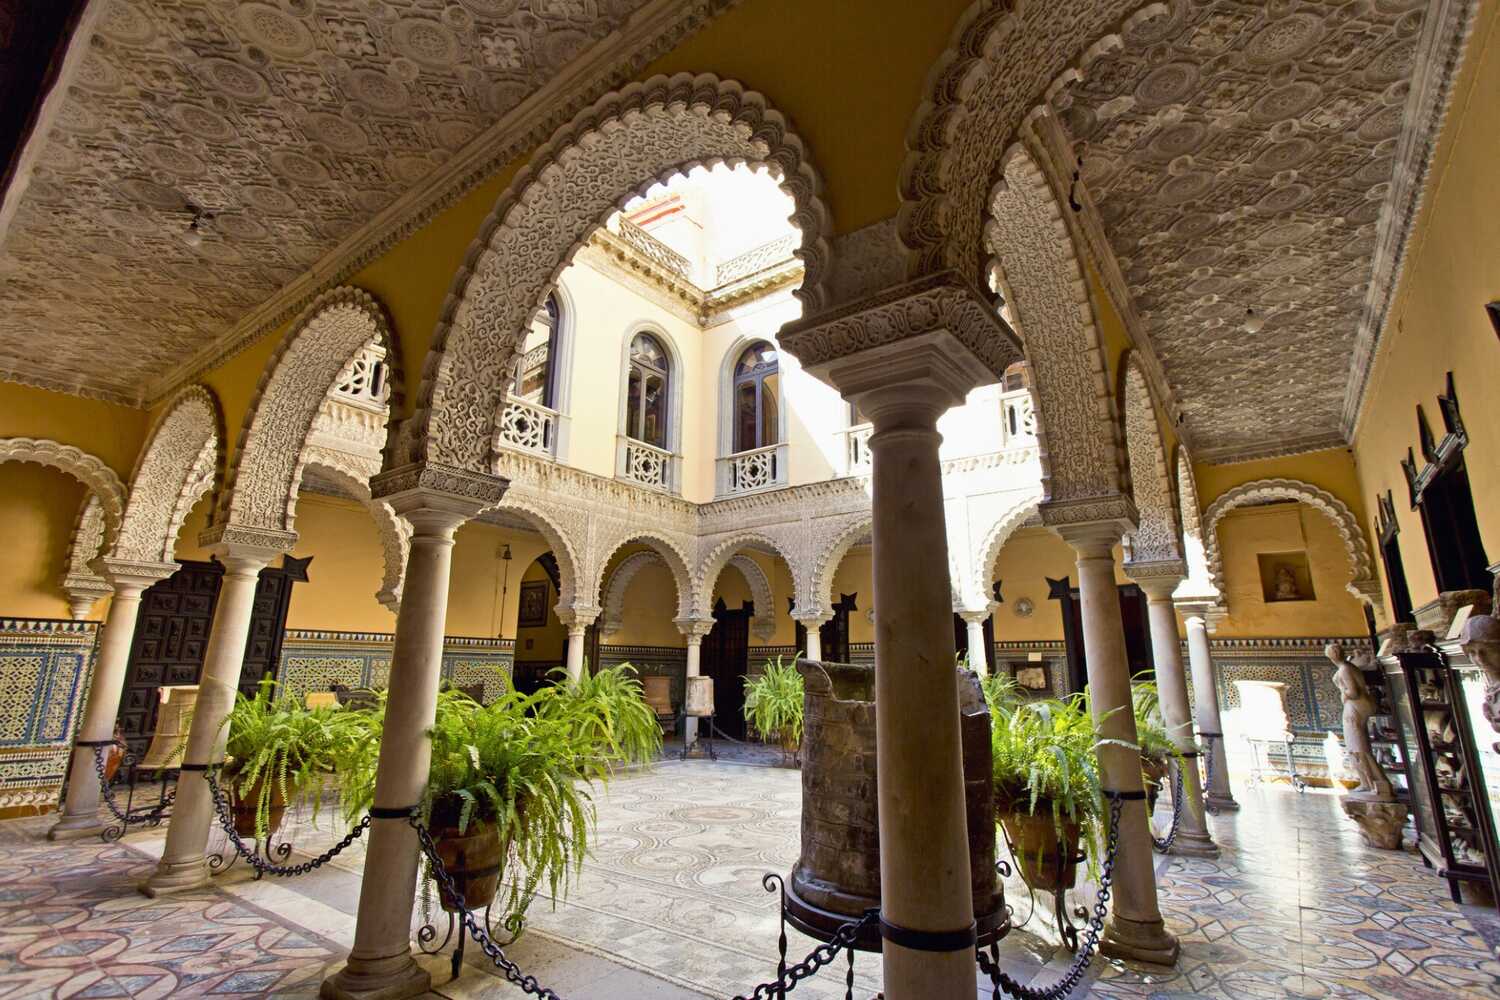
[1458,610,1500,743]
[1326,642,1394,801]
[1274,566,1301,600]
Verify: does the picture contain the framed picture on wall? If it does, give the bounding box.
[518,580,550,628]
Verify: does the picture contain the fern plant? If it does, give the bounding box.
[219,679,364,839]
[535,663,662,767]
[743,655,805,756]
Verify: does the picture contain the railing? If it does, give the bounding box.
[332,345,389,412]
[496,396,559,459]
[618,437,674,492]
[843,423,873,475]
[615,218,692,278]
[718,443,787,496]
[1001,388,1037,447]
[714,233,799,287]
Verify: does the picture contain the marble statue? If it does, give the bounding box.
[1326,642,1394,801]
[1274,566,1301,600]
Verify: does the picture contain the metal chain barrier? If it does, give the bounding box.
[1198,733,1220,815]
[1150,759,1185,854]
[977,793,1126,1000]
[88,741,175,834]
[733,874,877,1000]
[204,766,370,876]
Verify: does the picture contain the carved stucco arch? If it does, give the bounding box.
[61,495,111,615]
[972,493,1046,609]
[1202,478,1380,609]
[1175,448,1215,598]
[1118,354,1180,564]
[722,554,775,618]
[300,449,410,614]
[695,530,797,620]
[598,550,661,638]
[592,528,694,621]
[983,143,1121,502]
[217,287,399,535]
[898,1,1159,281]
[403,73,831,474]
[0,437,127,549]
[491,497,586,613]
[113,385,223,564]
[806,517,872,621]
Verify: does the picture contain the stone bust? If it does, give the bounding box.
[1326,642,1394,801]
[1458,610,1500,743]
[1274,566,1301,600]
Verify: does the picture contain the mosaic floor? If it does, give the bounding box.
[1,763,1497,999]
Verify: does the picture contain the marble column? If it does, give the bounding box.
[1053,518,1179,966]
[960,608,992,674]
[1180,602,1239,812]
[49,559,175,841]
[675,617,714,743]
[143,532,290,895]
[1131,569,1217,858]
[557,607,598,682]
[323,469,502,1000]
[791,611,830,661]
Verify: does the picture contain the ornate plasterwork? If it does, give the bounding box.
[825,217,905,308]
[0,0,704,403]
[1201,477,1379,609]
[1119,357,1180,565]
[219,287,396,534]
[779,270,1021,383]
[406,73,831,475]
[113,385,222,564]
[724,554,777,642]
[972,494,1045,609]
[488,493,587,613]
[0,437,127,547]
[1047,1,1476,461]
[61,496,112,618]
[984,144,1121,502]
[591,527,696,621]
[1173,447,1217,602]
[598,551,661,638]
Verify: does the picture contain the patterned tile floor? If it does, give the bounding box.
[2,764,1497,999]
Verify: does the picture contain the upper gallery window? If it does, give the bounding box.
[732,341,780,453]
[625,332,671,448]
[513,295,560,407]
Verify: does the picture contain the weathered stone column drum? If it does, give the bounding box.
[789,660,1008,949]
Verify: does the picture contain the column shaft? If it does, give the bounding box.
[143,553,271,894]
[965,617,989,674]
[1184,613,1238,810]
[50,580,151,839]
[322,511,463,1000]
[565,626,588,681]
[802,624,822,661]
[1143,592,1217,857]
[868,401,976,998]
[1064,530,1179,965]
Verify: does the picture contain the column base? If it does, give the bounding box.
[1100,914,1179,966]
[1167,830,1220,859]
[47,813,104,841]
[1205,793,1240,813]
[139,856,211,897]
[321,954,432,1000]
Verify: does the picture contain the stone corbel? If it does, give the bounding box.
[61,573,114,620]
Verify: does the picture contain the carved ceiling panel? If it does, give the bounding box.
[1056,0,1456,461]
[0,0,652,402]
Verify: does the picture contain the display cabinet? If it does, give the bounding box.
[1384,645,1500,904]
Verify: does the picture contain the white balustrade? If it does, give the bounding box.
[843,423,874,475]
[496,396,558,458]
[619,437,674,491]
[332,345,389,412]
[714,233,799,287]
[718,443,786,496]
[1001,389,1037,447]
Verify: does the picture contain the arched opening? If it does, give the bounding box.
[512,551,571,695]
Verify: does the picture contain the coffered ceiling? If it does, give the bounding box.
[1058,0,1467,462]
[0,0,657,403]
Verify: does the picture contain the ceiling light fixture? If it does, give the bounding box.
[183,204,214,249]
[1243,307,1265,334]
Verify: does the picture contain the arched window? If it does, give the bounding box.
[625,332,670,448]
[513,295,560,407]
[732,342,780,452]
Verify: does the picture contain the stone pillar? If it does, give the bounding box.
[1179,601,1238,812]
[323,467,503,1000]
[143,530,291,895]
[792,611,830,661]
[960,608,992,674]
[1052,516,1178,966]
[675,617,714,743]
[1131,569,1217,858]
[49,560,175,841]
[557,606,598,682]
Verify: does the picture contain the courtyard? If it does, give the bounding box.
[2,758,1496,1000]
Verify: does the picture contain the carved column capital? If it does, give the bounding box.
[556,605,601,632]
[197,524,297,565]
[96,557,178,594]
[790,610,834,629]
[370,462,508,516]
[674,616,716,643]
[1125,559,1187,601]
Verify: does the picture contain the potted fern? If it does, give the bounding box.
[990,695,1110,890]
[1131,678,1179,815]
[219,679,359,840]
[743,655,804,763]
[535,663,663,768]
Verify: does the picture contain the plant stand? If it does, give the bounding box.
[209,826,294,880]
[418,902,525,981]
[95,746,177,842]
[997,822,1089,953]
[680,712,718,761]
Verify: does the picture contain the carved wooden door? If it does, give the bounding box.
[703,599,751,740]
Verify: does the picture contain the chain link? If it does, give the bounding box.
[731,908,878,1000]
[92,744,174,831]
[977,794,1125,1000]
[204,767,370,876]
[1151,759,1184,854]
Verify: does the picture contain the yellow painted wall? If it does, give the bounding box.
[514,558,566,664]
[0,381,150,479]
[282,494,395,632]
[603,545,684,647]
[0,465,87,619]
[1210,503,1370,638]
[1351,0,1500,617]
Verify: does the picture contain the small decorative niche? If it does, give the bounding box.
[1257,551,1316,603]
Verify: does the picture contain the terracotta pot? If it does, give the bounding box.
[103,744,125,783]
[230,776,287,839]
[1141,754,1169,816]
[431,818,504,913]
[998,802,1082,892]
